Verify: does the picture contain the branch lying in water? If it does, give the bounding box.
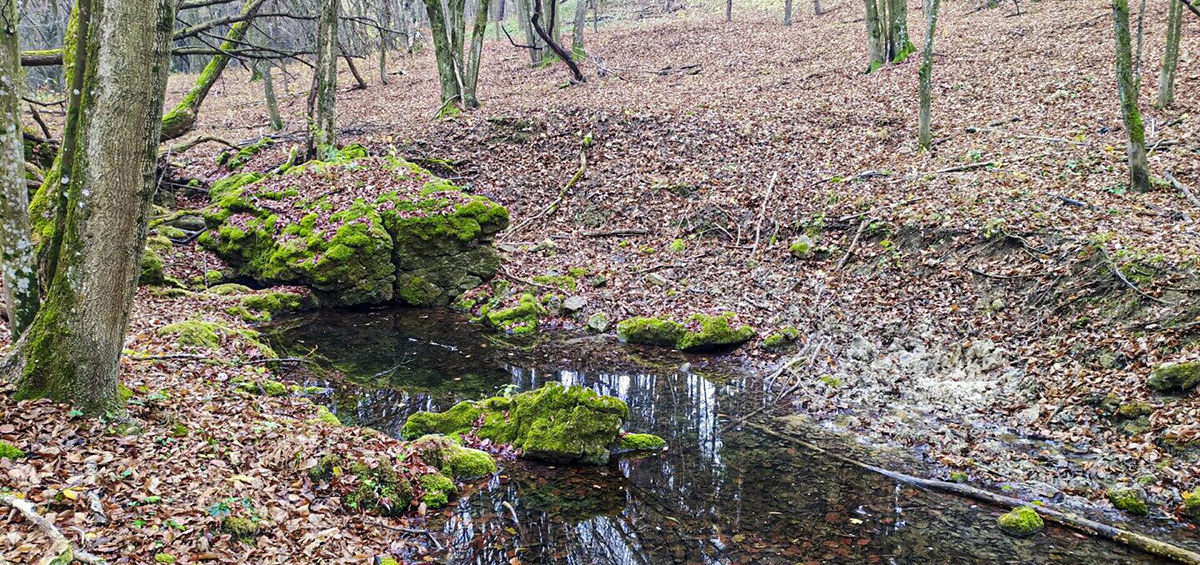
[746,421,1200,565]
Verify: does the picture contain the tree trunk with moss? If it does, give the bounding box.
[462,0,491,108]
[1157,0,1182,108]
[917,0,940,150]
[0,0,41,335]
[255,61,284,131]
[887,0,912,62]
[159,0,267,142]
[864,0,885,72]
[572,0,587,53]
[1111,0,1149,193]
[307,0,338,157]
[422,0,463,106]
[14,0,176,415]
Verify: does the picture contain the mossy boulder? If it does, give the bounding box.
[401,382,664,465]
[485,293,546,335]
[1107,486,1148,515]
[156,319,275,357]
[617,313,755,352]
[1184,489,1200,522]
[613,433,667,457]
[419,472,456,507]
[225,291,307,322]
[997,506,1044,536]
[1148,361,1200,393]
[342,460,415,517]
[763,327,800,349]
[410,434,497,480]
[207,283,253,296]
[199,154,506,307]
[219,137,274,170]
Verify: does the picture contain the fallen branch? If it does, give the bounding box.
[1097,247,1169,305]
[750,171,779,258]
[168,135,239,155]
[837,216,874,270]
[746,422,1200,565]
[498,268,558,292]
[582,228,652,238]
[1165,171,1200,209]
[501,147,587,241]
[0,494,105,565]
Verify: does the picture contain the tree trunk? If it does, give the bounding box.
[1111,0,1150,193]
[342,43,369,90]
[462,0,491,107]
[888,0,912,61]
[422,0,464,105]
[515,0,541,63]
[783,0,792,24]
[378,0,391,85]
[1157,0,1182,108]
[864,0,885,72]
[572,0,586,55]
[308,0,339,157]
[160,0,268,142]
[531,0,584,81]
[256,62,284,131]
[918,0,941,150]
[725,0,732,21]
[813,0,821,15]
[15,0,176,415]
[0,0,41,335]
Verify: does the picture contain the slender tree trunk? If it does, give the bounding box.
[725,0,732,21]
[515,0,541,63]
[1157,0,1182,108]
[422,0,463,105]
[0,0,41,335]
[783,0,792,24]
[888,0,912,61]
[308,0,339,157]
[160,0,268,141]
[15,0,177,415]
[462,0,490,107]
[1133,0,1146,83]
[917,0,941,150]
[592,0,598,31]
[531,0,584,81]
[46,0,64,91]
[572,0,586,54]
[864,0,885,72]
[378,0,391,85]
[256,61,284,131]
[813,0,821,15]
[1111,0,1150,193]
[341,43,369,89]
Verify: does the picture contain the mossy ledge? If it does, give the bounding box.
[199,147,508,307]
[617,313,756,352]
[400,382,666,465]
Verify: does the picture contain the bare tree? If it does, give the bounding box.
[1157,0,1182,108]
[1111,0,1149,192]
[784,0,792,25]
[572,0,587,54]
[308,0,339,156]
[917,0,941,149]
[863,0,913,71]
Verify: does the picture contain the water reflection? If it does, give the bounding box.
[269,309,1173,564]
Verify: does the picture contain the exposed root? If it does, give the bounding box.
[0,494,105,564]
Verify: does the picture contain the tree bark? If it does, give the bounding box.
[1157,0,1182,108]
[572,0,586,54]
[917,0,940,150]
[378,0,391,85]
[592,0,598,31]
[256,61,284,131]
[0,0,41,335]
[15,0,177,415]
[783,0,792,24]
[159,0,269,142]
[888,0,912,61]
[864,0,885,71]
[462,0,491,107]
[813,0,820,14]
[307,0,338,157]
[421,0,464,106]
[1111,0,1149,193]
[531,0,584,81]
[725,0,732,21]
[341,43,369,90]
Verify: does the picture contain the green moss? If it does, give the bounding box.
[311,405,342,427]
[950,471,968,483]
[411,435,497,480]
[618,433,667,452]
[223,138,275,170]
[532,274,577,292]
[403,382,634,465]
[1148,361,1200,392]
[237,291,304,321]
[789,235,815,258]
[344,461,414,516]
[220,516,262,538]
[207,283,253,295]
[616,316,685,347]
[379,559,399,565]
[668,239,686,253]
[140,248,165,286]
[677,313,756,352]
[1107,487,1148,515]
[485,293,545,334]
[1184,489,1200,522]
[1116,401,1153,419]
[396,273,442,305]
[154,553,176,563]
[763,327,800,349]
[158,320,222,349]
[0,441,25,460]
[307,454,344,482]
[263,381,287,397]
[997,506,1044,536]
[419,472,456,507]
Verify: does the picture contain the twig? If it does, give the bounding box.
[837,216,874,270]
[746,422,1200,565]
[430,94,461,119]
[1097,247,1169,305]
[502,147,587,241]
[498,268,557,292]
[1165,171,1200,209]
[168,135,240,155]
[501,501,520,525]
[582,228,652,238]
[0,494,105,564]
[750,171,779,257]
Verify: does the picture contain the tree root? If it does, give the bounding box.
[745,421,1200,565]
[0,494,105,564]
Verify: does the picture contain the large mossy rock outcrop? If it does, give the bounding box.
[616,312,755,352]
[198,148,508,307]
[400,382,665,465]
[1148,361,1200,393]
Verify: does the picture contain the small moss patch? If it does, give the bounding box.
[997,506,1044,537]
[411,435,497,480]
[485,293,545,335]
[419,472,456,508]
[1184,489,1200,522]
[1148,361,1200,392]
[1107,487,1148,515]
[0,440,25,460]
[220,515,262,539]
[763,327,801,350]
[618,433,667,452]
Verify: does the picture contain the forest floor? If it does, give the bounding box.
[6,0,1200,561]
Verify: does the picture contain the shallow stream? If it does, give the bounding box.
[268,308,1179,564]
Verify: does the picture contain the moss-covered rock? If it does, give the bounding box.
[226,291,307,322]
[402,382,658,465]
[220,137,274,170]
[617,313,755,351]
[616,316,686,347]
[0,440,25,460]
[419,472,456,507]
[410,434,497,480]
[1107,486,1148,515]
[140,248,166,286]
[789,235,816,258]
[997,506,1044,536]
[1148,361,1200,393]
[763,327,800,349]
[1117,401,1154,419]
[615,433,667,455]
[207,283,254,295]
[1184,489,1200,522]
[220,515,263,539]
[343,460,414,516]
[156,319,275,357]
[199,155,506,307]
[485,293,546,334]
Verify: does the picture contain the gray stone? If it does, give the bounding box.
[564,295,588,313]
[587,312,610,333]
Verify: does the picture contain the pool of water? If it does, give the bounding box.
[268,308,1177,564]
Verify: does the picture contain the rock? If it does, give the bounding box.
[564,295,588,313]
[762,327,800,350]
[1106,486,1149,516]
[544,294,563,317]
[848,336,877,362]
[587,312,610,333]
[410,435,497,480]
[616,313,755,352]
[997,506,1044,537]
[199,150,507,307]
[1185,489,1200,522]
[400,382,664,465]
[616,316,685,347]
[535,238,557,253]
[1147,361,1200,393]
[485,293,545,335]
[589,275,608,288]
[207,283,253,295]
[646,273,669,286]
[789,235,815,258]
